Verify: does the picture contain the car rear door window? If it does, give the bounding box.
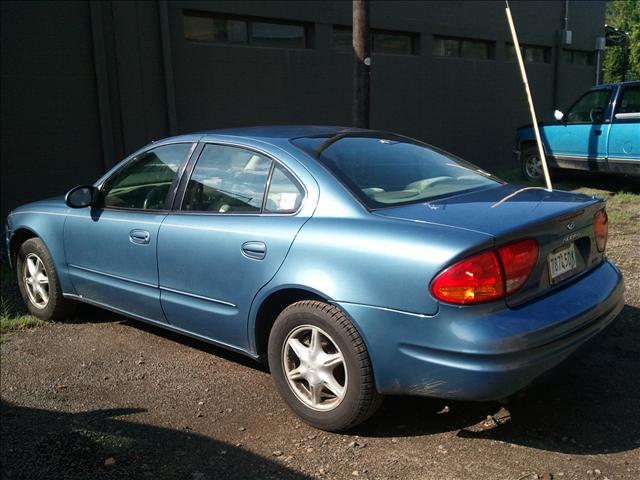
[182,144,272,213]
[265,164,304,213]
[102,143,191,210]
[615,85,640,116]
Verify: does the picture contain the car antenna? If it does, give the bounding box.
[505,0,553,191]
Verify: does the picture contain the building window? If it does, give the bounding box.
[564,49,595,66]
[433,36,494,60]
[332,26,352,52]
[184,11,309,49]
[332,26,419,55]
[251,22,307,49]
[506,44,551,63]
[372,29,418,55]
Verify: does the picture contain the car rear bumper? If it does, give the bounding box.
[338,259,624,401]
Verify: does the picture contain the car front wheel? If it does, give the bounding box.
[16,238,75,320]
[268,300,382,431]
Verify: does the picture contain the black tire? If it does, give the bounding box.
[15,237,75,321]
[268,300,382,431]
[521,144,544,183]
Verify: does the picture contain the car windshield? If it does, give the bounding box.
[291,132,502,209]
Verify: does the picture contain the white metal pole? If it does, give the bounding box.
[505,0,553,190]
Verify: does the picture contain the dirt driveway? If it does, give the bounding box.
[2,178,639,480]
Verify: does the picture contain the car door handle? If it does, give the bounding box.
[593,129,602,136]
[129,229,150,245]
[241,241,267,260]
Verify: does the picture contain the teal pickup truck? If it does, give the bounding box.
[515,81,639,181]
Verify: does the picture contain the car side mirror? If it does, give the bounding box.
[65,185,97,208]
[554,110,564,122]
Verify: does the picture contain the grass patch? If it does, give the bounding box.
[0,264,41,339]
[603,192,639,224]
[0,315,42,335]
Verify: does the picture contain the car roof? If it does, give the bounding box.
[203,125,370,141]
[155,126,378,145]
[592,80,639,90]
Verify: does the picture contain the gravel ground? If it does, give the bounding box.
[2,184,639,480]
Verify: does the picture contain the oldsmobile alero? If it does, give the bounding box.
[2,126,624,431]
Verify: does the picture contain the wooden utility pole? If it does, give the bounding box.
[352,0,370,128]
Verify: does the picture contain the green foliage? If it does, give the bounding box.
[603,0,640,82]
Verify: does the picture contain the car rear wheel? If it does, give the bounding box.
[268,300,382,431]
[16,238,75,320]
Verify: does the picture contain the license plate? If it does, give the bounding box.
[548,243,577,283]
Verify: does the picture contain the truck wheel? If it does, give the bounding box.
[268,300,382,431]
[521,145,544,182]
[16,238,76,320]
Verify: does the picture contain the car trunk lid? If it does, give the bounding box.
[373,184,606,306]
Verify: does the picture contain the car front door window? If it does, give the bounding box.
[565,90,612,124]
[102,143,192,210]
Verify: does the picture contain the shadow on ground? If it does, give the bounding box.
[554,171,640,193]
[68,304,266,371]
[41,302,640,460]
[0,400,310,480]
[353,304,640,455]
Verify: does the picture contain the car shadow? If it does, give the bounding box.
[64,304,266,371]
[64,302,639,456]
[554,170,640,193]
[122,317,270,373]
[354,304,640,455]
[0,400,311,480]
[538,171,640,193]
[65,302,127,325]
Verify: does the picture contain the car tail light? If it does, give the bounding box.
[497,239,539,294]
[430,250,504,304]
[431,239,539,304]
[593,208,608,252]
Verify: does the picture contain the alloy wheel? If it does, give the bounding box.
[282,325,347,411]
[23,253,49,309]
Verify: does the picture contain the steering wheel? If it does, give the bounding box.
[143,186,167,210]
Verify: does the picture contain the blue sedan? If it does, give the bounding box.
[2,126,624,431]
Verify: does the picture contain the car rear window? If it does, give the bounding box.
[291,133,502,209]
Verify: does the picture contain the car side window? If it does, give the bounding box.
[102,143,191,210]
[265,164,304,213]
[615,86,640,116]
[565,90,611,124]
[182,144,272,213]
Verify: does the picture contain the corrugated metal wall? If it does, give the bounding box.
[0,0,605,219]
